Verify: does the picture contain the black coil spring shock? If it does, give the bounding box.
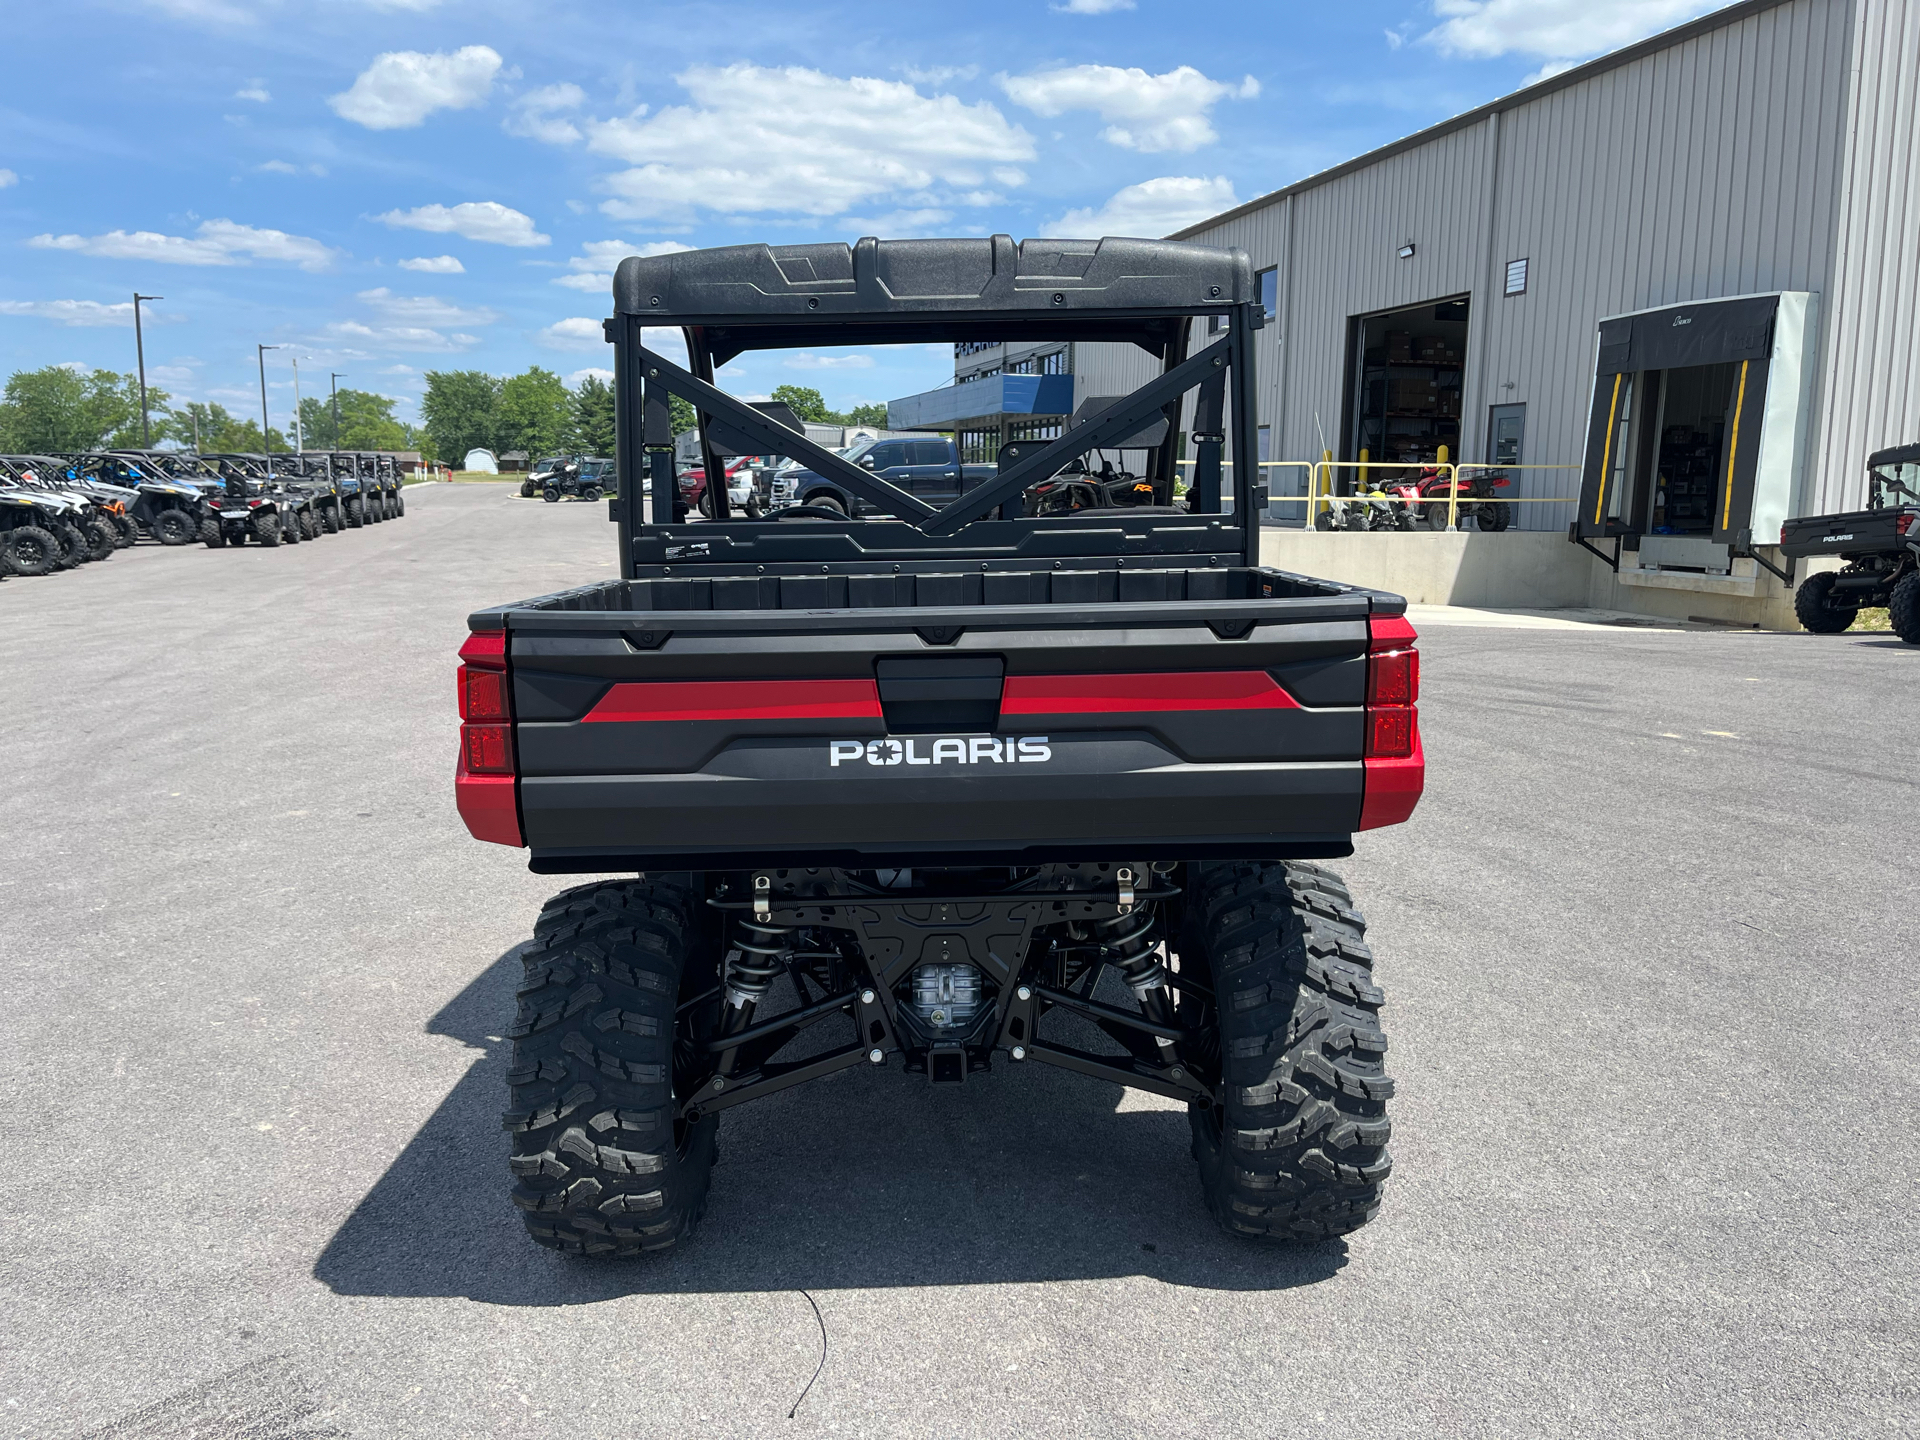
[1093,867,1179,1068]
[715,877,790,1076]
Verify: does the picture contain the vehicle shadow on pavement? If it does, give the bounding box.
[313,946,1349,1305]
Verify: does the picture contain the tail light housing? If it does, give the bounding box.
[1898,513,1915,537]
[1359,612,1424,830]
[455,629,522,845]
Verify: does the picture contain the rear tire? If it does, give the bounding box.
[803,492,845,516]
[581,485,601,503]
[1794,570,1856,633]
[81,519,115,560]
[111,515,137,548]
[4,525,60,576]
[298,510,318,541]
[544,487,561,504]
[505,877,719,1257]
[1181,861,1393,1242]
[153,508,197,546]
[201,519,225,548]
[395,491,405,516]
[1475,501,1512,532]
[254,512,282,546]
[1889,572,1920,645]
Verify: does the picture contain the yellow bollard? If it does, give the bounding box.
[1434,445,1459,529]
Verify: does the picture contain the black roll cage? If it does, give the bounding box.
[604,235,1265,574]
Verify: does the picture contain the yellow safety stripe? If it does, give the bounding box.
[1592,372,1624,527]
[1722,359,1750,533]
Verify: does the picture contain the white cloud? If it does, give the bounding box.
[1055,0,1135,11]
[1521,58,1582,84]
[538,317,607,350]
[999,64,1257,153]
[1424,0,1723,60]
[554,238,693,292]
[568,367,615,387]
[322,321,482,354]
[785,353,875,370]
[329,46,503,130]
[584,64,1034,222]
[398,254,465,273]
[29,219,337,271]
[356,287,497,327]
[1045,175,1239,238]
[0,299,182,327]
[0,170,16,188]
[376,201,549,247]
[505,82,586,144]
[235,81,270,102]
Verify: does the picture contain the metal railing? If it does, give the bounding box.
[1167,458,1583,529]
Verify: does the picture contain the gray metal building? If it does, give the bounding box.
[1143,0,1918,560]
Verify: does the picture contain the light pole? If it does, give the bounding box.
[133,294,162,446]
[291,355,305,452]
[330,372,346,452]
[257,343,281,475]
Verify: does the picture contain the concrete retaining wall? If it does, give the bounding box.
[1259,529,1833,629]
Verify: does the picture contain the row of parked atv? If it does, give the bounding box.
[0,450,409,577]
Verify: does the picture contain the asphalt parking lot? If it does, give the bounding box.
[3,481,1916,1439]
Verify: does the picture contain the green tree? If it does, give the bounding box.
[770,384,832,424]
[572,374,616,457]
[421,369,501,463]
[169,400,287,453]
[297,387,411,452]
[669,395,697,436]
[846,402,889,427]
[494,366,572,459]
[0,366,165,450]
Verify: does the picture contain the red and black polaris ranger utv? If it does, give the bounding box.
[455,235,1425,1255]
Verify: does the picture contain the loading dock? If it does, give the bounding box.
[1576,292,1818,578]
[1343,297,1471,477]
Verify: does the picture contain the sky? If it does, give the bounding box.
[0,0,1734,431]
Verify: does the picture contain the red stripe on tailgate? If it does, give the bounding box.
[1000,671,1299,715]
[584,678,884,723]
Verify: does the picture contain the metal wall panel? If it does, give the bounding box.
[1815,0,1920,514]
[1145,0,1864,529]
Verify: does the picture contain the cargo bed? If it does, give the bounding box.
[464,566,1416,872]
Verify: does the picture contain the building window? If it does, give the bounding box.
[1257,267,1278,321]
[1008,420,1063,444]
[959,428,999,463]
[954,340,1001,358]
[1005,348,1070,376]
[960,365,1002,384]
[1504,258,1529,296]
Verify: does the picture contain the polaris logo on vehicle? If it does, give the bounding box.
[1824,534,1854,543]
[830,737,1052,766]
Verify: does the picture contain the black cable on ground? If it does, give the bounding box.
[788,1289,827,1419]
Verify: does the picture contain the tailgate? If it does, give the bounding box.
[485,590,1403,869]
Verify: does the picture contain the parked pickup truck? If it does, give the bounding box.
[771,435,996,516]
[457,235,1424,1258]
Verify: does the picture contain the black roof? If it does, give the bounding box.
[612,235,1250,358]
[1867,442,1920,469]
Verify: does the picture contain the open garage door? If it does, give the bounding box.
[1575,293,1815,551]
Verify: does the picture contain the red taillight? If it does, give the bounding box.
[1366,706,1415,758]
[455,628,521,845]
[1361,612,1424,826]
[463,724,512,773]
[459,667,509,721]
[1367,649,1419,708]
[1898,514,1916,537]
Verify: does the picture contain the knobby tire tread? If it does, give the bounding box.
[1183,860,1393,1242]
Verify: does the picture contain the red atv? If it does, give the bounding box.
[1384,466,1512,531]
